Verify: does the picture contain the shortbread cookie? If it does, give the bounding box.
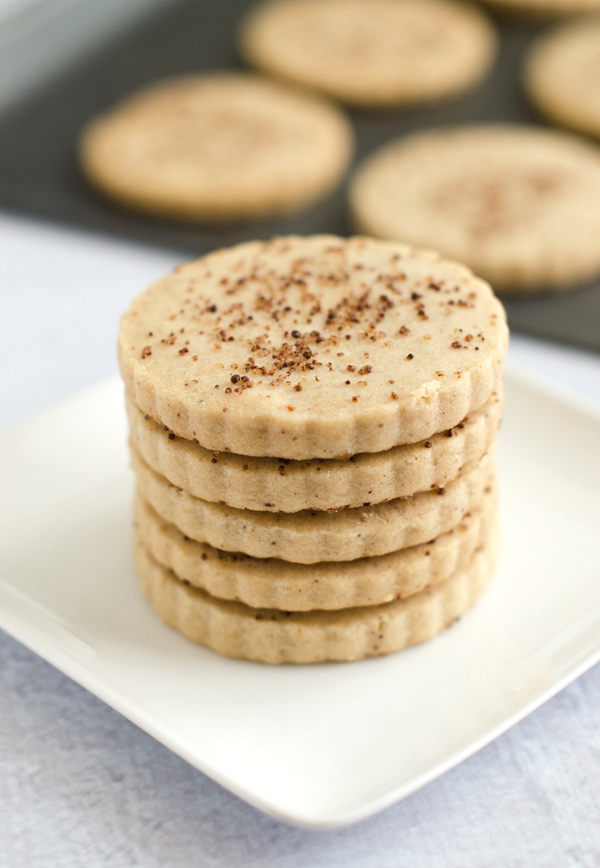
[127,387,502,512]
[134,485,496,610]
[79,73,353,223]
[351,125,600,291]
[132,444,494,563]
[525,16,600,140]
[119,236,507,458]
[135,533,497,663]
[239,0,497,107]
[479,0,600,16]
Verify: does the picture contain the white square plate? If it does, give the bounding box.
[1,369,599,828]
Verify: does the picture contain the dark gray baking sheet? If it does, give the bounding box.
[0,0,598,352]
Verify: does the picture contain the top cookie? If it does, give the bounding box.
[79,73,353,223]
[350,124,600,292]
[239,0,497,107]
[119,236,507,459]
[526,16,600,140]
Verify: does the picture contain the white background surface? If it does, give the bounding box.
[1,212,600,865]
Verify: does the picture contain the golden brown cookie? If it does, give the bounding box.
[126,387,502,512]
[239,0,497,107]
[131,444,495,563]
[351,125,600,292]
[134,484,496,610]
[80,73,353,223]
[135,531,498,663]
[525,16,600,140]
[119,236,508,458]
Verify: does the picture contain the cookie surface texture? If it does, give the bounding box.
[351,125,600,292]
[135,534,498,663]
[132,445,495,563]
[119,236,507,458]
[134,486,497,610]
[526,16,600,140]
[239,0,497,107]
[79,73,353,223]
[127,387,501,511]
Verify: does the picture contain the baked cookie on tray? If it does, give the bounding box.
[350,125,600,292]
[525,16,600,140]
[79,73,353,223]
[239,0,497,107]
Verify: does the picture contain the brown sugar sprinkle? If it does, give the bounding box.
[406,353,414,360]
[424,441,433,448]
[390,392,398,400]
[345,380,351,385]
[201,553,207,561]
[451,341,463,349]
[141,346,152,359]
[168,433,175,440]
[242,464,248,471]
[231,374,240,383]
[346,365,356,372]
[398,326,410,336]
[358,365,372,375]
[293,383,302,392]
[178,347,189,355]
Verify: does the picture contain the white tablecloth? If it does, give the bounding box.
[2,214,600,866]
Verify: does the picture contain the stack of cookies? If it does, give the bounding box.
[118,235,508,664]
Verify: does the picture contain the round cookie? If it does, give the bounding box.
[135,534,497,663]
[525,16,600,140]
[239,0,497,108]
[351,125,600,292]
[119,236,508,459]
[479,0,600,17]
[127,387,502,512]
[134,484,496,610]
[131,444,495,563]
[79,73,353,223]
